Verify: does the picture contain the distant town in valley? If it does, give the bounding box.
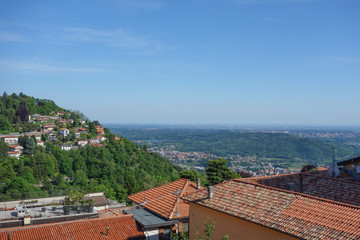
[107,124,360,177]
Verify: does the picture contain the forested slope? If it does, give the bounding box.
[0,93,180,201]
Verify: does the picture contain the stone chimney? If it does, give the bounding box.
[207,186,214,199]
[197,178,201,190]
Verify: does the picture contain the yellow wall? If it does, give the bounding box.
[189,203,298,240]
[343,162,359,172]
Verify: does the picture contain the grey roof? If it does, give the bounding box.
[124,209,178,229]
[337,156,360,165]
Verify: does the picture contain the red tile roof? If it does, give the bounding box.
[98,207,132,218]
[183,177,360,239]
[128,179,204,220]
[8,144,21,148]
[7,151,19,154]
[241,172,360,206]
[0,215,144,240]
[89,143,104,147]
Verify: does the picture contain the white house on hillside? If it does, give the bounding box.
[59,128,70,137]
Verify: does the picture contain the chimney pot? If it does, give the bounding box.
[207,186,214,199]
[197,178,201,190]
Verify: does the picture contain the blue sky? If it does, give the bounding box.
[1,0,359,125]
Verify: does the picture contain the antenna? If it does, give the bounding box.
[173,188,181,216]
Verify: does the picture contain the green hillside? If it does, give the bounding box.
[0,92,66,133]
[0,93,180,201]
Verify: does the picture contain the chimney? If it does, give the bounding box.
[7,233,11,240]
[23,215,31,225]
[197,178,201,190]
[207,186,214,199]
[106,227,109,236]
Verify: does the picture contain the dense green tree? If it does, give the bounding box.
[0,115,11,132]
[126,174,140,195]
[1,177,43,200]
[21,166,36,184]
[68,132,76,141]
[74,170,88,188]
[5,109,16,123]
[23,138,35,155]
[205,158,239,186]
[0,160,16,181]
[89,122,97,134]
[180,169,200,182]
[22,122,39,132]
[0,141,9,158]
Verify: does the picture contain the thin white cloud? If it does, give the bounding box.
[0,61,103,73]
[61,27,162,52]
[0,31,25,42]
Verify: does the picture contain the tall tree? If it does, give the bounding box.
[16,104,29,122]
[23,138,35,155]
[0,141,9,159]
[205,158,239,186]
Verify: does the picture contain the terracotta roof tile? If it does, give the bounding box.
[241,172,360,206]
[183,176,360,239]
[128,179,204,220]
[0,215,144,240]
[98,207,132,218]
[8,144,21,148]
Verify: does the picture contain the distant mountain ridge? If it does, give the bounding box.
[108,127,360,165]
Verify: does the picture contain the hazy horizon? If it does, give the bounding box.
[1,0,359,126]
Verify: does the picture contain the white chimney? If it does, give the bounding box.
[23,215,31,225]
[207,186,214,199]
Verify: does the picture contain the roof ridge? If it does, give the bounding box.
[234,178,360,209]
[248,171,360,185]
[301,172,360,185]
[168,179,189,219]
[179,179,190,198]
[0,214,134,233]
